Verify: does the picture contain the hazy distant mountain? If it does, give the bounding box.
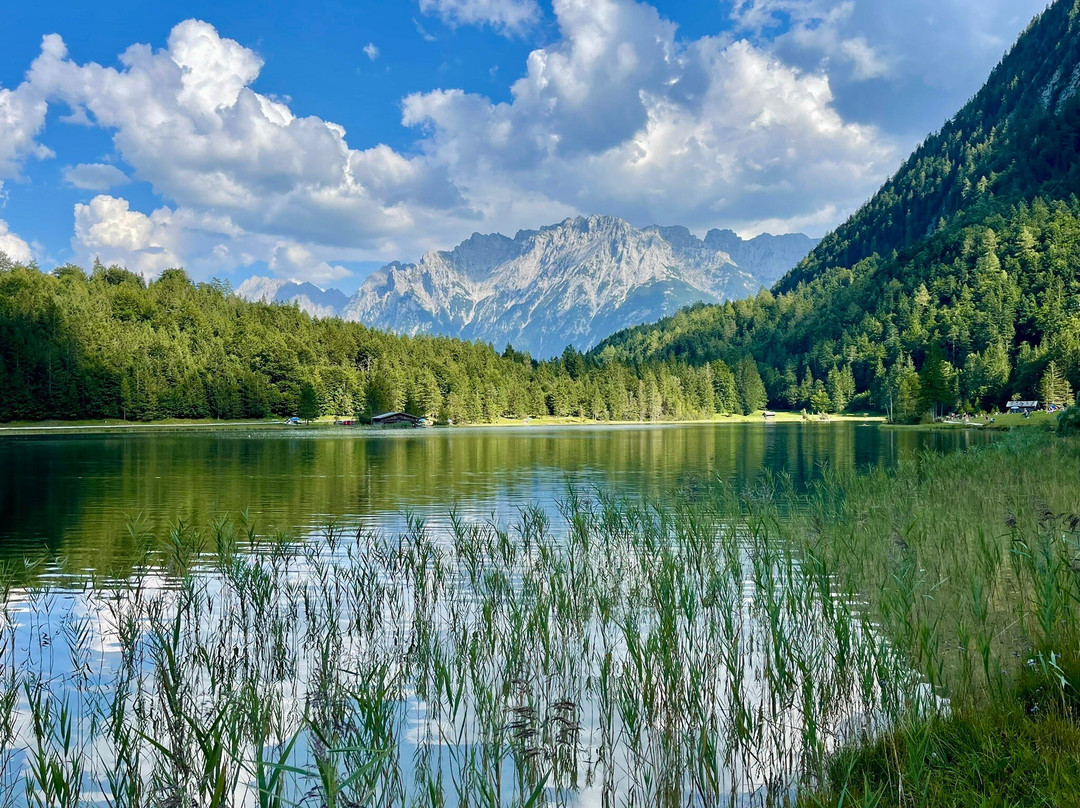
[702,229,819,286]
[235,277,349,319]
[237,215,817,357]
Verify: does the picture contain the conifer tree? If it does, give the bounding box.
[297,382,319,424]
[736,357,767,415]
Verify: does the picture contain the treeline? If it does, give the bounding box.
[595,197,1080,421]
[0,258,773,424]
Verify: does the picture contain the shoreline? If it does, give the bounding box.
[0,411,887,437]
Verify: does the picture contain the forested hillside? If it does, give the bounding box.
[595,0,1080,421]
[0,260,771,423]
[781,0,1080,291]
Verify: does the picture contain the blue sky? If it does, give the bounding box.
[0,0,1049,291]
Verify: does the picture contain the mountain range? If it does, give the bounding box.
[237,217,817,357]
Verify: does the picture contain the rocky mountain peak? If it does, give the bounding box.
[236,215,818,356]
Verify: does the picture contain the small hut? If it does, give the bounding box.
[371,412,429,427]
[1007,400,1039,414]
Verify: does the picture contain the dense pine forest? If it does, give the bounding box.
[0,258,768,423]
[596,198,1080,420]
[595,1,1080,421]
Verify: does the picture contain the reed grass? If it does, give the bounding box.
[0,430,1076,806]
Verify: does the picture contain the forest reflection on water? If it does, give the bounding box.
[0,422,993,576]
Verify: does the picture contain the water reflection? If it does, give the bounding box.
[0,424,992,574]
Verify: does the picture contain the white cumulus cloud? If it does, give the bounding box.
[72,194,255,279]
[730,0,1049,135]
[2,0,1039,286]
[74,195,183,277]
[268,242,351,284]
[19,20,472,274]
[0,218,34,264]
[363,42,379,61]
[0,81,51,179]
[403,0,895,235]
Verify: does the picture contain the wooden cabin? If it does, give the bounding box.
[371,412,430,428]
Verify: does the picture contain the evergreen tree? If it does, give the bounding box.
[897,371,923,423]
[711,360,739,414]
[1039,360,1073,407]
[735,357,767,415]
[365,363,402,419]
[810,388,832,415]
[919,344,956,418]
[297,382,319,424]
[827,365,856,413]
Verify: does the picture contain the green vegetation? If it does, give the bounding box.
[1,426,1076,806]
[597,196,1080,422]
[7,6,1080,428]
[1059,395,1080,434]
[595,1,1080,423]
[0,261,793,426]
[798,428,1080,806]
[781,1,1080,293]
[296,381,319,424]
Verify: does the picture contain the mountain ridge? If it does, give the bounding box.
[238,215,817,357]
[778,0,1080,293]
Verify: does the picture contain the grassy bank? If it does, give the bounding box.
[881,410,1061,432]
[0,429,1075,806]
[794,428,1080,806]
[0,417,286,436]
[0,410,883,437]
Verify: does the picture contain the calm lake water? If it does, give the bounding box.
[0,422,995,807]
[0,422,992,570]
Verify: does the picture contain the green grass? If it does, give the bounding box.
[882,411,1061,431]
[0,409,884,436]
[793,429,1080,806]
[806,706,1080,808]
[473,410,882,426]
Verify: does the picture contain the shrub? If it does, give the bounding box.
[1058,405,1080,435]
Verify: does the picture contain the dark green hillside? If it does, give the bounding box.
[595,0,1080,420]
[782,0,1080,292]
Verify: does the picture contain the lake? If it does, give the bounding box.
[0,422,994,807]
[0,422,992,572]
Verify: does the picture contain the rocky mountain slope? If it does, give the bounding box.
[237,216,816,357]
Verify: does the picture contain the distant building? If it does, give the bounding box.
[1007,400,1039,413]
[371,412,430,427]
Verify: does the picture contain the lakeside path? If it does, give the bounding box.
[0,412,888,437]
